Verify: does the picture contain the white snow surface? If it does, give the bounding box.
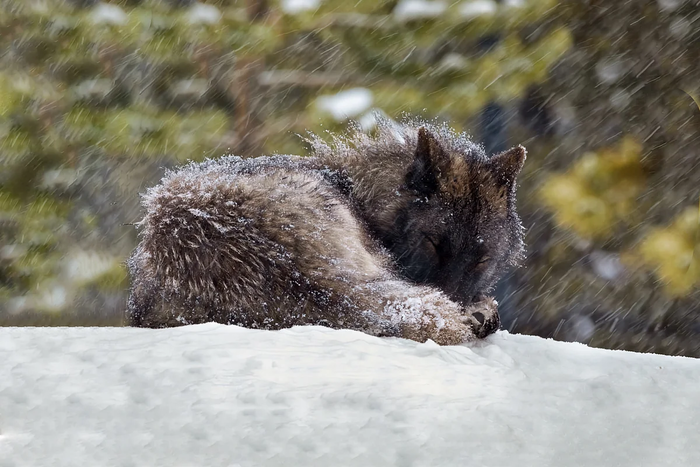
[459,0,497,18]
[316,88,374,122]
[280,0,320,14]
[90,3,128,25]
[1,324,699,466]
[393,0,447,21]
[187,3,222,25]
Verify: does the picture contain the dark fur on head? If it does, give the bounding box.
[308,117,526,305]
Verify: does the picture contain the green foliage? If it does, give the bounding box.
[100,107,230,160]
[0,0,575,320]
[4,0,696,361]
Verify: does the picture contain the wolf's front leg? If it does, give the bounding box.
[387,293,500,345]
[355,281,500,345]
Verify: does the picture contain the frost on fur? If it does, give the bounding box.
[127,118,525,345]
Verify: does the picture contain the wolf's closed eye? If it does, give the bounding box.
[424,235,439,250]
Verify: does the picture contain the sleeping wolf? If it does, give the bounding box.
[127,119,526,345]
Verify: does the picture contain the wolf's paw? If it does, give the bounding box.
[428,300,499,345]
[384,290,500,345]
[462,296,500,339]
[429,318,475,346]
[394,311,467,346]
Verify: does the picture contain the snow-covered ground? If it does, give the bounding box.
[1,324,699,466]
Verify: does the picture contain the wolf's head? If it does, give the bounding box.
[376,126,526,305]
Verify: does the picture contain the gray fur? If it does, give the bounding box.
[127,118,525,345]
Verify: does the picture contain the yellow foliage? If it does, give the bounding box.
[540,136,645,240]
[635,206,700,297]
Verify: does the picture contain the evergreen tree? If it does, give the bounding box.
[2,0,698,358]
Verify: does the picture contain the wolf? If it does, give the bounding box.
[127,118,526,345]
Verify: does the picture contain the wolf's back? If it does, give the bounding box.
[127,158,303,327]
[126,155,387,328]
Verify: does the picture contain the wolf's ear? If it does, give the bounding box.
[406,127,450,195]
[490,145,526,190]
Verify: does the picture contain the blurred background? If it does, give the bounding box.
[0,0,698,356]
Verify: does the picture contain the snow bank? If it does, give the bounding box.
[1,325,698,466]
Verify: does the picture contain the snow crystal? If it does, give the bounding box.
[316,88,374,122]
[281,0,320,15]
[385,296,433,327]
[210,221,231,234]
[187,3,222,25]
[459,0,497,19]
[90,3,127,26]
[187,208,212,218]
[393,0,447,22]
[1,325,699,466]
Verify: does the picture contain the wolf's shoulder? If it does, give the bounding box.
[171,154,317,179]
[151,153,357,203]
